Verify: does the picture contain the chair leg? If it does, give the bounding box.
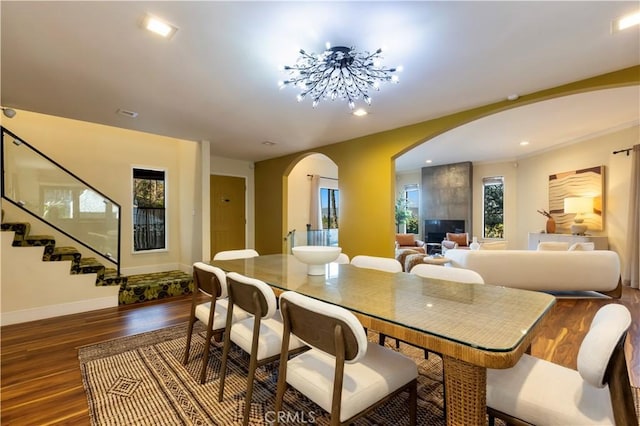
[199,327,214,384]
[243,353,259,426]
[408,380,417,426]
[217,330,232,402]
[182,314,196,365]
[274,360,288,426]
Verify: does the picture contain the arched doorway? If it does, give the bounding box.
[286,153,339,252]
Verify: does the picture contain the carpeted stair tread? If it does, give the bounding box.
[1,222,30,241]
[78,257,106,276]
[100,268,128,287]
[22,235,57,257]
[119,270,193,305]
[51,246,82,272]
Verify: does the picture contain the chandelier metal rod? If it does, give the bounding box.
[279,44,400,109]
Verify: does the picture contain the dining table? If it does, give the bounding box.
[210,254,556,426]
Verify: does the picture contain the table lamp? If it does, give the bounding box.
[564,197,593,235]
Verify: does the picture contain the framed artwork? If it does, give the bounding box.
[548,166,604,232]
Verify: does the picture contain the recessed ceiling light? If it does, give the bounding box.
[262,141,276,146]
[520,140,530,146]
[612,10,640,32]
[425,159,433,164]
[142,14,178,39]
[352,109,368,117]
[117,108,138,118]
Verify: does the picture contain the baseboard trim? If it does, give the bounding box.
[1,296,118,326]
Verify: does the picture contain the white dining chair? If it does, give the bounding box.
[350,255,402,273]
[332,253,350,264]
[212,249,259,260]
[410,263,485,284]
[383,264,485,353]
[182,262,250,384]
[275,291,418,425]
[217,272,307,426]
[487,303,634,426]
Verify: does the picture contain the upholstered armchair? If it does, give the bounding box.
[441,232,469,252]
[395,233,426,253]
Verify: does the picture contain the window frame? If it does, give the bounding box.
[482,176,504,239]
[132,166,168,253]
[403,184,420,235]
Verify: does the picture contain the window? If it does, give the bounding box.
[133,168,166,251]
[483,176,504,239]
[404,184,419,234]
[320,188,339,229]
[42,188,73,220]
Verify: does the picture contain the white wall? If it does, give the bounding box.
[514,125,637,269]
[287,154,338,249]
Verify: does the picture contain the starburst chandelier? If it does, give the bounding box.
[278,42,401,109]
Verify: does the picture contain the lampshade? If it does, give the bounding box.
[564,197,594,214]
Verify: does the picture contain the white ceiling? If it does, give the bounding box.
[1,1,639,170]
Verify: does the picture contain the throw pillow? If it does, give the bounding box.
[446,233,468,247]
[537,241,570,251]
[568,242,595,251]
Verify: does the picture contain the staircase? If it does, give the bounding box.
[1,220,193,306]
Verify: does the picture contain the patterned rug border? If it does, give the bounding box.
[78,323,200,363]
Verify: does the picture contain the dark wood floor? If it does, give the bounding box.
[2,287,639,425]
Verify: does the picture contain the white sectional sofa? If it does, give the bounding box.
[443,249,621,297]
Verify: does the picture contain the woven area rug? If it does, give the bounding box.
[79,323,640,425]
[79,323,444,425]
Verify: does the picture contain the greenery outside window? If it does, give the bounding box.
[320,188,339,229]
[403,184,420,234]
[133,168,166,251]
[483,176,504,239]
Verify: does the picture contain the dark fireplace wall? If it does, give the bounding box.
[421,162,473,238]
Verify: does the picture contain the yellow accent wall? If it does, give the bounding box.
[255,66,640,257]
